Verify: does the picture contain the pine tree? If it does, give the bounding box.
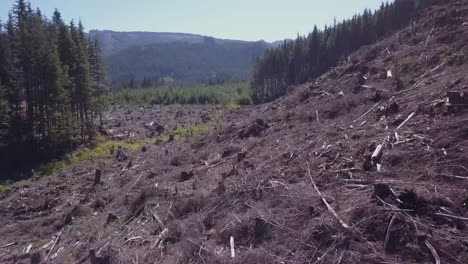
[252,0,436,103]
[1,0,109,160]
[88,38,109,129]
[0,82,9,145]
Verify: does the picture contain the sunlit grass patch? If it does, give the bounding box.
[37,120,219,176]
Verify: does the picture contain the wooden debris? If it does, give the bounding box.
[384,213,399,253]
[372,144,383,164]
[352,102,379,123]
[25,244,32,253]
[151,228,169,249]
[424,240,441,264]
[94,169,101,185]
[153,211,165,229]
[307,162,350,229]
[435,212,468,221]
[230,236,236,258]
[0,242,17,248]
[44,231,61,261]
[116,147,128,161]
[396,112,415,131]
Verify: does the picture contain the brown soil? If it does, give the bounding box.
[1,1,468,263]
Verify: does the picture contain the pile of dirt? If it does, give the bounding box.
[1,1,468,263]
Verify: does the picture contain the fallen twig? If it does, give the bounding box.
[435,212,468,221]
[45,231,62,261]
[384,213,399,253]
[352,102,379,123]
[437,173,468,180]
[396,112,415,131]
[307,162,350,229]
[164,200,174,222]
[0,242,17,248]
[153,211,165,228]
[424,240,441,264]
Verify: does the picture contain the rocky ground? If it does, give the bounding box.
[1,1,468,263]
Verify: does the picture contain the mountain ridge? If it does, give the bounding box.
[89,30,286,86]
[88,30,285,55]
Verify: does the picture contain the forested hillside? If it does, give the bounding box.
[88,30,265,55]
[105,38,270,86]
[252,0,437,103]
[0,0,108,165]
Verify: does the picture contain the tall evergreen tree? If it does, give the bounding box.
[88,38,109,129]
[0,0,108,161]
[252,0,436,103]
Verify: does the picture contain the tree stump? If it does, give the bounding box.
[94,169,101,185]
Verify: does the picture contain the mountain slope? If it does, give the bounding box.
[1,0,468,263]
[89,30,274,86]
[88,30,265,55]
[105,39,270,86]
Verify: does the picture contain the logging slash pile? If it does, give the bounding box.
[1,1,468,263]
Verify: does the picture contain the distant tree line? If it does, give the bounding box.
[119,76,168,89]
[111,82,252,106]
[0,0,108,162]
[105,40,269,87]
[252,0,436,103]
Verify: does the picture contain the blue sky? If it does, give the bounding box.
[1,0,387,42]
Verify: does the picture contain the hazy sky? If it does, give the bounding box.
[1,0,387,42]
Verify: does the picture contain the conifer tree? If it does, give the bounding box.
[0,0,108,160]
[252,0,436,103]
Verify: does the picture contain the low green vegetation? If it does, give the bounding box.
[37,120,220,176]
[0,184,9,197]
[110,82,252,106]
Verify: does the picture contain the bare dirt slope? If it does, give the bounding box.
[1,1,468,263]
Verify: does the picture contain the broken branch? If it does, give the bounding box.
[384,213,398,253]
[230,236,235,258]
[352,102,379,123]
[44,231,62,261]
[424,240,441,264]
[396,112,415,131]
[306,162,350,229]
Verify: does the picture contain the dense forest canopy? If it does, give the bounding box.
[251,0,437,103]
[0,0,108,164]
[105,39,270,87]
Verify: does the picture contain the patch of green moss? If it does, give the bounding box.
[0,185,10,197]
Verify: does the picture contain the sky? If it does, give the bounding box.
[0,0,387,42]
